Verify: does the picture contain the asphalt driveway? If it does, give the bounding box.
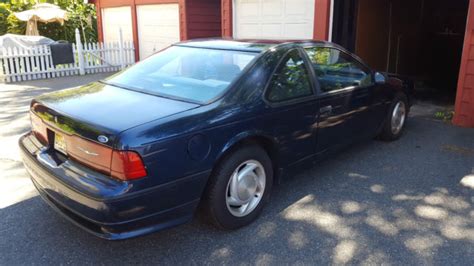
[0,76,473,265]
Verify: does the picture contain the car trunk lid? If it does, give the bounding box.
[31,82,199,145]
[30,82,199,178]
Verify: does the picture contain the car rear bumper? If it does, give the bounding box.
[20,133,210,240]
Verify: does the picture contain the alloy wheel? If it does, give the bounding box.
[225,160,266,217]
[391,101,407,135]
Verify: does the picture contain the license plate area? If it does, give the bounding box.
[53,131,67,155]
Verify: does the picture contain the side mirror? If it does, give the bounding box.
[374,72,386,84]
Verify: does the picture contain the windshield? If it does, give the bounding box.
[106,46,258,103]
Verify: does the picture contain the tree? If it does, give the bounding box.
[2,0,97,43]
[0,4,9,35]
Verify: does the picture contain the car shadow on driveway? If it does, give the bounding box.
[1,115,473,265]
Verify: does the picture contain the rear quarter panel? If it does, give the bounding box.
[117,46,308,190]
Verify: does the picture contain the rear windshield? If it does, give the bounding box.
[106,46,257,103]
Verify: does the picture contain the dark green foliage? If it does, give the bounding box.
[62,1,97,43]
[0,3,9,35]
[7,13,26,34]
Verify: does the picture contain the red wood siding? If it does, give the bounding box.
[179,0,188,40]
[185,0,221,39]
[131,3,140,60]
[98,0,133,8]
[314,0,331,40]
[95,0,103,43]
[221,0,233,37]
[136,0,179,4]
[94,0,220,61]
[454,1,474,127]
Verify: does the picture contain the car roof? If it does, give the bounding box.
[175,38,329,53]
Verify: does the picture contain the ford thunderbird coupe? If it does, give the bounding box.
[20,39,412,240]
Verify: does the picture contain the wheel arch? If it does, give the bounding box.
[197,131,281,213]
[214,132,281,181]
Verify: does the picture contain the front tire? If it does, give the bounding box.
[202,145,273,230]
[379,93,409,141]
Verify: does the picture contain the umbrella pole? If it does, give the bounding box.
[26,18,39,36]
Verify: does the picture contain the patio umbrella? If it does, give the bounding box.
[14,3,68,36]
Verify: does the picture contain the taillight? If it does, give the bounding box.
[111,150,147,181]
[29,110,147,181]
[30,112,48,145]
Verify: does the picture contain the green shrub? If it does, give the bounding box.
[62,1,98,43]
[0,3,9,35]
[7,13,25,35]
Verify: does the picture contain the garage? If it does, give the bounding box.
[233,0,315,39]
[101,6,134,43]
[92,0,222,61]
[332,0,468,105]
[136,4,180,60]
[221,0,474,127]
[329,0,474,126]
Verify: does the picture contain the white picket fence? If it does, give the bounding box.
[0,29,135,83]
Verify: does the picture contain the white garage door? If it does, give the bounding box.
[234,0,315,39]
[137,4,180,60]
[101,7,134,43]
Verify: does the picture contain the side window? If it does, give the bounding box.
[267,49,313,102]
[305,47,372,93]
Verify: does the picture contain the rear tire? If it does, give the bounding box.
[202,145,273,230]
[379,93,409,141]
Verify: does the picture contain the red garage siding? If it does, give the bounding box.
[314,0,331,40]
[186,0,221,39]
[221,0,233,38]
[93,0,221,60]
[454,0,474,127]
[179,0,188,40]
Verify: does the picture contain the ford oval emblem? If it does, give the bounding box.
[97,135,109,143]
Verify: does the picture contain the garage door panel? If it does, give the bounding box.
[261,24,283,38]
[239,0,259,18]
[284,23,313,39]
[102,7,133,43]
[262,0,282,16]
[156,5,179,19]
[234,0,315,39]
[137,4,180,60]
[140,28,179,40]
[237,23,261,38]
[285,0,313,15]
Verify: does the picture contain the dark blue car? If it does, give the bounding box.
[20,39,412,240]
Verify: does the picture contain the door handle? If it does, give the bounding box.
[319,105,333,118]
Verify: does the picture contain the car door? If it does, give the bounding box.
[303,45,377,154]
[262,48,319,167]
